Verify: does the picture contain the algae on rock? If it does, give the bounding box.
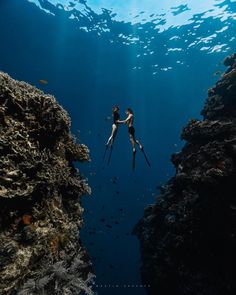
[0,72,94,295]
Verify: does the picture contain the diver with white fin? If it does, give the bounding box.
[103,105,120,165]
[118,108,151,170]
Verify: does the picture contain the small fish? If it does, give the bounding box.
[111,176,119,184]
[174,143,178,147]
[39,79,48,85]
[22,214,32,225]
[100,218,105,222]
[89,171,97,176]
[114,221,119,225]
[116,191,120,194]
[105,116,111,121]
[109,264,114,269]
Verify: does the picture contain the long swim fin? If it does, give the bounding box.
[132,150,136,171]
[103,144,109,162]
[141,147,151,167]
[107,145,113,165]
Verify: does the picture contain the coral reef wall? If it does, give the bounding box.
[0,72,95,295]
[135,53,236,295]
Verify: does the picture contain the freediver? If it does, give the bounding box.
[118,108,151,170]
[103,105,120,164]
[117,108,142,153]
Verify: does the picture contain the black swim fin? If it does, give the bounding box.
[141,147,151,167]
[132,150,136,171]
[107,145,113,165]
[103,144,109,162]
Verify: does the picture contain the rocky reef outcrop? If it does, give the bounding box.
[134,53,236,295]
[0,72,95,294]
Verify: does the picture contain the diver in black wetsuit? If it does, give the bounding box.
[118,108,151,170]
[118,108,143,153]
[103,105,120,165]
[106,105,120,147]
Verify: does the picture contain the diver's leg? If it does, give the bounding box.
[107,125,117,165]
[110,125,117,146]
[130,134,136,153]
[106,124,117,146]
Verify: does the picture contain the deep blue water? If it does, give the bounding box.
[0,0,236,294]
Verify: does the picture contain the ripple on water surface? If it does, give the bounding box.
[26,0,236,75]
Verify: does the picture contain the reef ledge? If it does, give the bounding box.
[134,53,236,295]
[0,72,95,295]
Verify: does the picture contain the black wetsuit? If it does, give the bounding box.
[113,112,120,124]
[128,114,135,136]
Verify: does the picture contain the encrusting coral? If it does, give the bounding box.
[134,53,236,295]
[0,72,95,295]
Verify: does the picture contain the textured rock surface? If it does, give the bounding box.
[0,72,95,295]
[135,53,236,295]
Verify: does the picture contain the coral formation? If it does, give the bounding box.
[0,72,94,294]
[134,53,236,295]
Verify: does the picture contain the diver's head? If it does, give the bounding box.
[126,108,133,115]
[112,105,119,113]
